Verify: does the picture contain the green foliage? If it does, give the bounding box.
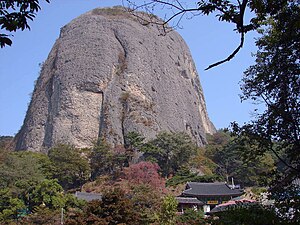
[0,188,25,222]
[124,131,146,163]
[100,188,141,224]
[210,204,283,225]
[66,188,141,225]
[176,208,205,225]
[190,148,218,175]
[205,129,232,159]
[156,195,178,225]
[48,144,91,190]
[130,184,162,224]
[124,131,145,150]
[203,130,276,187]
[166,167,193,187]
[27,179,65,210]
[166,167,220,187]
[27,151,55,178]
[0,151,52,194]
[142,132,198,177]
[232,1,299,190]
[64,193,86,210]
[90,141,127,179]
[250,187,267,196]
[0,0,50,47]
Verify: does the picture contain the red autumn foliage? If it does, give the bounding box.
[123,161,166,191]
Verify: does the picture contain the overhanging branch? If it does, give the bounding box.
[124,0,252,70]
[205,31,245,70]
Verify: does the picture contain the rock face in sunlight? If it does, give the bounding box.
[14,7,215,152]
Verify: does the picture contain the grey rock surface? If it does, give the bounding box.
[15,7,215,152]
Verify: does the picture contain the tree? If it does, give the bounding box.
[130,184,163,224]
[203,130,276,186]
[123,161,166,191]
[124,131,145,150]
[26,179,65,210]
[190,149,218,175]
[19,207,61,225]
[210,204,281,225]
[166,166,221,187]
[0,0,50,47]
[0,151,52,194]
[176,208,205,225]
[156,195,178,225]
[232,2,300,188]
[66,188,142,225]
[204,129,232,158]
[272,184,300,224]
[100,188,141,224]
[48,144,91,190]
[142,132,197,177]
[90,141,127,179]
[0,188,25,222]
[125,0,295,69]
[124,131,145,163]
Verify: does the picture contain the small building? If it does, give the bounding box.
[175,197,204,214]
[180,182,244,213]
[74,192,103,202]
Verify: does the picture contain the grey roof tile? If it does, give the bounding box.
[176,197,204,205]
[182,182,244,197]
[75,192,102,202]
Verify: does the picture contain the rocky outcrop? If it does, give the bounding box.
[15,7,215,152]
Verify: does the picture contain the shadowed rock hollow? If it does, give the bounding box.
[15,7,215,152]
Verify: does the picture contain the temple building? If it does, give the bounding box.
[179,182,244,213]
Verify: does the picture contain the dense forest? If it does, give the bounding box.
[0,130,292,224]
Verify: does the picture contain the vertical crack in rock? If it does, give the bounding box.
[14,7,216,152]
[97,92,105,143]
[114,29,128,144]
[42,76,54,150]
[119,92,129,145]
[113,30,128,76]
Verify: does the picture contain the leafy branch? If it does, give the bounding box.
[0,0,50,47]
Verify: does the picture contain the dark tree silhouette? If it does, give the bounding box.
[0,0,50,47]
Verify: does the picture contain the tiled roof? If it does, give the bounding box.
[208,201,257,214]
[182,182,244,197]
[75,192,103,202]
[176,197,204,205]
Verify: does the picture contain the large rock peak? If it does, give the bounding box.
[15,7,215,152]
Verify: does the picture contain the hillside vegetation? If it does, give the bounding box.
[0,130,285,224]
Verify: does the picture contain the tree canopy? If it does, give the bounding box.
[142,132,198,177]
[232,2,299,189]
[0,0,50,47]
[48,144,91,190]
[123,161,166,191]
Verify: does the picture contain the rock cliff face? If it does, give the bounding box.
[15,7,215,152]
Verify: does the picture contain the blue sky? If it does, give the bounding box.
[0,0,259,136]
